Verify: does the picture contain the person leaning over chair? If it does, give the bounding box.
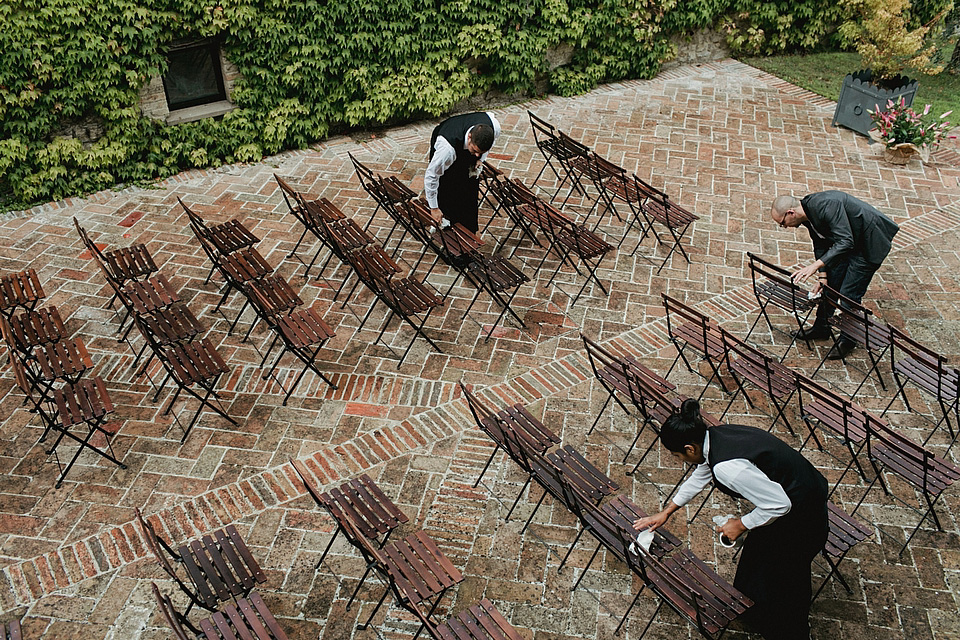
[770,191,899,360]
[633,399,828,640]
[424,111,501,234]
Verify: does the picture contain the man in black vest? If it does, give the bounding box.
[634,400,828,640]
[424,111,501,234]
[770,191,899,360]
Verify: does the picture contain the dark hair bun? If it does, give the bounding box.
[680,398,700,420]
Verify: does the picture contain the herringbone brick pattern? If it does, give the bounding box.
[1,59,959,639]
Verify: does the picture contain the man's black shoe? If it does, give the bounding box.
[826,340,857,360]
[791,325,831,341]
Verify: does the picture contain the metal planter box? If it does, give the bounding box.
[832,70,919,136]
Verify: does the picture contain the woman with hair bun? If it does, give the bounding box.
[633,399,828,640]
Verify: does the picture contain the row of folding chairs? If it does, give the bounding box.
[747,252,960,452]
[458,381,753,639]
[661,293,960,557]
[74,217,237,444]
[483,171,614,308]
[527,111,698,274]
[1,268,127,488]
[346,158,534,342]
[179,199,340,405]
[289,459,525,639]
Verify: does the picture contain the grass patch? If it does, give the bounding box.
[741,51,960,121]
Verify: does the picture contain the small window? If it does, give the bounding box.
[163,39,227,112]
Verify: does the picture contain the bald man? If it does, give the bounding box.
[770,191,899,359]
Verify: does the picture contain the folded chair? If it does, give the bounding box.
[632,176,699,274]
[73,218,159,310]
[404,594,525,640]
[580,153,645,240]
[180,198,260,285]
[744,252,819,361]
[0,268,46,320]
[290,459,409,575]
[661,293,730,397]
[152,582,289,640]
[851,414,960,555]
[459,382,560,490]
[137,508,267,615]
[720,328,798,436]
[275,173,342,278]
[882,327,960,451]
[811,286,893,396]
[796,374,870,481]
[812,502,873,601]
[527,111,588,201]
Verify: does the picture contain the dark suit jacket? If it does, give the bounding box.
[800,191,899,268]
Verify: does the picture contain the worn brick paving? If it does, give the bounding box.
[1,59,959,639]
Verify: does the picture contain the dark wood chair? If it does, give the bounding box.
[661,293,730,396]
[485,175,547,257]
[4,306,66,360]
[274,173,341,278]
[389,197,484,282]
[289,460,409,574]
[179,197,260,285]
[256,303,337,405]
[882,327,960,451]
[477,160,506,232]
[346,245,444,367]
[0,619,22,640]
[851,414,960,555]
[459,382,561,490]
[152,582,290,640]
[553,131,597,207]
[632,175,699,274]
[720,328,798,436]
[626,542,753,639]
[404,595,525,640]
[744,252,819,361]
[348,152,417,233]
[236,273,304,344]
[580,153,645,241]
[0,268,45,320]
[462,254,530,342]
[796,374,870,481]
[338,516,464,636]
[812,502,873,601]
[137,509,267,615]
[534,198,613,308]
[8,351,125,488]
[811,286,893,396]
[128,303,204,378]
[528,111,585,197]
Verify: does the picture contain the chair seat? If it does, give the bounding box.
[179,524,267,609]
[755,279,818,315]
[34,337,93,383]
[246,275,304,319]
[319,473,409,540]
[381,277,444,315]
[497,403,562,454]
[673,320,725,359]
[825,502,872,559]
[893,354,960,403]
[54,376,115,429]
[137,304,204,347]
[323,218,375,253]
[554,224,612,260]
[200,219,260,256]
[804,396,868,445]
[466,255,530,293]
[545,445,619,503]
[434,598,523,640]
[198,592,289,640]
[872,441,959,497]
[122,274,180,316]
[728,351,796,399]
[164,338,230,386]
[7,306,65,352]
[643,198,699,227]
[104,243,159,283]
[381,531,464,607]
[276,308,335,349]
[221,248,274,284]
[0,268,45,317]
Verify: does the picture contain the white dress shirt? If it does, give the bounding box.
[672,432,792,530]
[424,112,501,209]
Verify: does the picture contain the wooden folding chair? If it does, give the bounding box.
[580,154,645,240]
[796,374,870,481]
[527,111,588,200]
[8,352,125,488]
[461,254,530,342]
[882,327,960,450]
[661,293,730,396]
[137,509,267,615]
[851,414,959,555]
[720,328,798,436]
[744,252,819,360]
[339,516,464,637]
[179,197,260,284]
[0,268,45,320]
[290,460,409,574]
[305,198,376,293]
[128,303,204,378]
[459,382,561,490]
[625,542,753,639]
[632,176,699,274]
[390,197,484,281]
[349,152,417,233]
[73,218,159,310]
[153,582,290,640]
[477,160,506,232]
[812,502,873,601]
[346,245,444,368]
[274,173,341,278]
[535,201,613,308]
[485,176,547,257]
[404,594,525,640]
[151,337,237,442]
[553,131,597,207]
[3,306,66,360]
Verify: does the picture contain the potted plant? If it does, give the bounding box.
[868,98,954,164]
[832,0,948,136]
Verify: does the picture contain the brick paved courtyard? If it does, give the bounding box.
[1,59,959,639]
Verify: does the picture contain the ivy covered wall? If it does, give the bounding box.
[0,0,847,211]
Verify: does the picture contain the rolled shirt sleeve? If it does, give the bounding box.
[671,462,714,508]
[424,137,456,209]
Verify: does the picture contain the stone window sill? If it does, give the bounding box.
[166,100,236,125]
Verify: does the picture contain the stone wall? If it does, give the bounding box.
[138,46,240,124]
[663,29,730,69]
